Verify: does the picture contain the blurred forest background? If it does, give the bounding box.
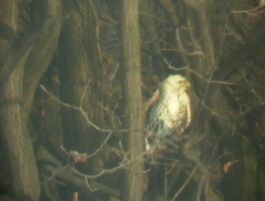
[0,0,265,201]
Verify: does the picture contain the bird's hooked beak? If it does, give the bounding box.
[179,80,191,89]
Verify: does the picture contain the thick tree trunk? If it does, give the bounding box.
[0,66,40,201]
[23,0,62,121]
[0,1,62,200]
[59,1,103,154]
[0,1,41,200]
[140,0,165,77]
[59,6,93,152]
[121,0,144,201]
[0,0,16,79]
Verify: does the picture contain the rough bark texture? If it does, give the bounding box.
[23,0,62,121]
[0,63,40,201]
[59,5,94,152]
[0,0,16,82]
[0,1,40,200]
[140,0,165,77]
[0,1,62,200]
[121,0,144,201]
[59,1,103,154]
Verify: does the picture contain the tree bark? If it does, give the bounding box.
[59,1,103,154]
[0,65,40,201]
[59,5,93,152]
[121,0,144,201]
[23,0,62,121]
[0,1,62,200]
[140,0,165,77]
[0,1,41,200]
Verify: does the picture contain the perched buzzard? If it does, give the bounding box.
[145,74,192,153]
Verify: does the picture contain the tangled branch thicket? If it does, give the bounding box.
[1,1,264,201]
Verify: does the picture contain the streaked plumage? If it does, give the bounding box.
[146,74,192,152]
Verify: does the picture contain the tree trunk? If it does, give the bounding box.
[59,4,94,152]
[0,1,62,200]
[121,0,144,201]
[0,1,40,200]
[140,0,165,77]
[0,0,16,80]
[0,66,40,201]
[23,0,62,121]
[59,1,103,154]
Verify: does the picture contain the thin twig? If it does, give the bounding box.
[80,80,92,108]
[171,167,197,201]
[40,84,131,133]
[71,153,130,179]
[89,131,112,159]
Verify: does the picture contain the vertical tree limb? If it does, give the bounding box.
[121,0,144,200]
[140,0,164,76]
[183,0,216,75]
[0,1,62,200]
[59,0,103,155]
[0,53,40,201]
[0,1,41,200]
[23,0,62,121]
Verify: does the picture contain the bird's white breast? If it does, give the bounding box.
[159,91,189,129]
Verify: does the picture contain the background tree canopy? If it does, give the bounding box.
[0,0,265,201]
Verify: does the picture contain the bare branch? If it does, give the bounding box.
[40,84,130,133]
[70,153,130,179]
[171,167,197,201]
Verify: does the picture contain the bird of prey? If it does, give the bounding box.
[145,74,192,153]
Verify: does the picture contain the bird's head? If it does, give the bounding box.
[162,74,190,93]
